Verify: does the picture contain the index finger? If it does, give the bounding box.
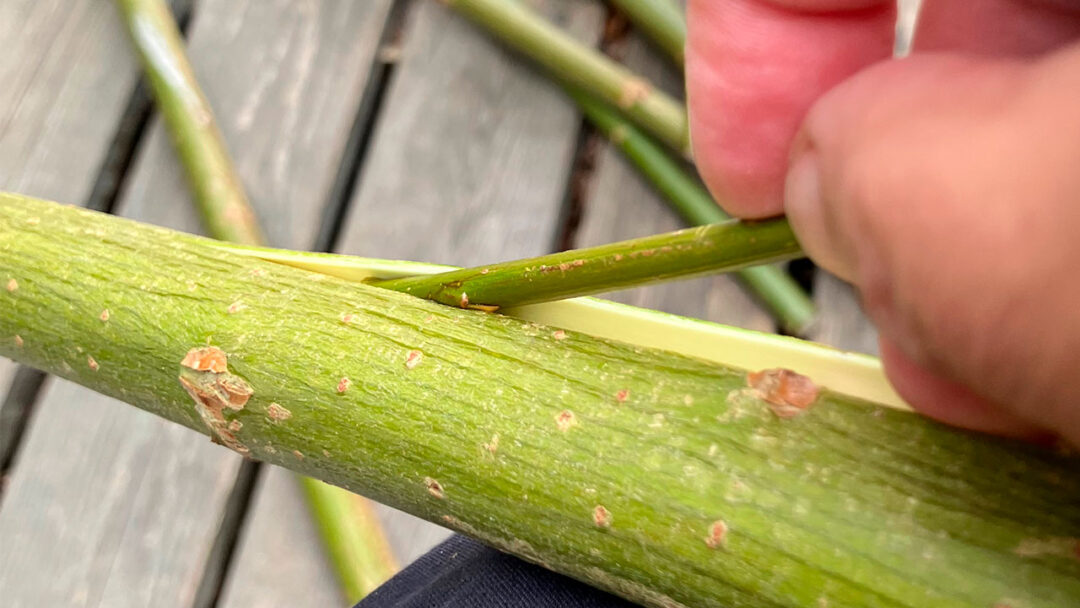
[687,0,896,218]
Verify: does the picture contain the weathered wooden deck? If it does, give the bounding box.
[0,1,885,606]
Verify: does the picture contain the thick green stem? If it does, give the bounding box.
[570,89,818,335]
[373,220,802,309]
[445,0,690,155]
[608,0,686,66]
[300,477,398,601]
[113,0,396,595]
[114,0,265,245]
[3,195,1079,608]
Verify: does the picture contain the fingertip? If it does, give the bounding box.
[880,338,1049,440]
[687,0,895,218]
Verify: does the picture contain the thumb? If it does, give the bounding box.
[785,44,1080,444]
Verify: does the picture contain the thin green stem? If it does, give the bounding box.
[300,477,398,601]
[373,220,802,309]
[608,0,686,66]
[114,0,396,596]
[114,0,265,245]
[445,0,689,155]
[570,89,818,335]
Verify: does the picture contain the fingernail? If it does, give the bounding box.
[784,152,854,281]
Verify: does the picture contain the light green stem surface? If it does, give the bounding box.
[609,0,686,66]
[373,220,802,309]
[445,0,689,155]
[114,0,265,245]
[570,89,818,335]
[2,194,1079,608]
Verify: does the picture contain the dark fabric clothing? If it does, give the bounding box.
[356,535,636,608]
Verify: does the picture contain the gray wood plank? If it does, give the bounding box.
[0,1,395,605]
[576,30,773,334]
[810,273,880,355]
[219,467,341,608]
[0,0,145,469]
[338,0,604,566]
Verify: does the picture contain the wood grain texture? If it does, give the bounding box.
[338,0,604,566]
[810,273,880,355]
[0,1,395,605]
[219,467,342,608]
[0,0,145,467]
[576,29,773,334]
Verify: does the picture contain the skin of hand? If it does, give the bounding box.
[686,0,1080,446]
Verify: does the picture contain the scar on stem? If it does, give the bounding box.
[425,477,445,499]
[747,369,819,418]
[179,346,253,454]
[337,377,351,393]
[267,402,292,422]
[593,505,612,528]
[705,520,728,549]
[555,410,577,432]
[618,78,652,108]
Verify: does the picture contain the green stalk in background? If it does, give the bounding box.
[444,0,690,155]
[114,0,264,245]
[302,479,399,601]
[3,196,1080,608]
[608,0,686,66]
[114,0,397,599]
[373,220,802,309]
[570,89,818,335]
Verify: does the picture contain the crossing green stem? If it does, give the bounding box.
[114,0,265,245]
[445,0,690,155]
[373,220,802,309]
[569,88,818,335]
[300,477,399,601]
[609,0,686,66]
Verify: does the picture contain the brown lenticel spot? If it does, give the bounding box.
[555,410,577,432]
[593,505,612,528]
[337,377,351,393]
[705,520,728,549]
[747,368,820,418]
[267,402,292,422]
[425,477,445,499]
[181,346,228,373]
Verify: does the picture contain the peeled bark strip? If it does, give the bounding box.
[1,194,1079,608]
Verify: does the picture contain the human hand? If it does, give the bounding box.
[686,0,1080,445]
